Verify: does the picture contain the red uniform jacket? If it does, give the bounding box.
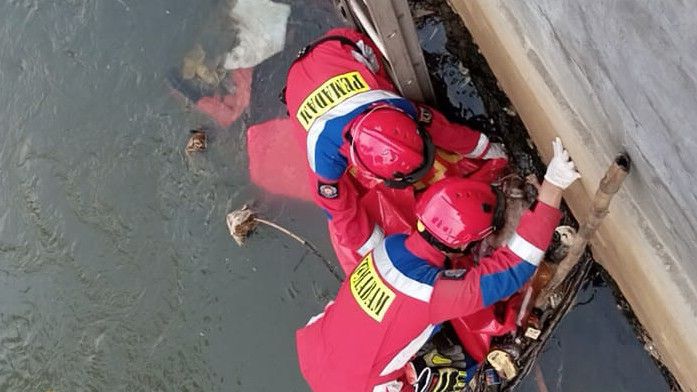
[285,28,491,255]
[296,201,561,391]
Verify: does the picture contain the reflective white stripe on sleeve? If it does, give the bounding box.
[373,241,433,302]
[506,232,545,266]
[379,324,435,376]
[357,225,384,256]
[306,90,402,172]
[464,133,490,158]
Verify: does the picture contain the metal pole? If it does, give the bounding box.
[343,0,436,104]
[347,0,388,58]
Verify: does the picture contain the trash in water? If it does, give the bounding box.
[182,44,207,80]
[186,129,207,153]
[194,68,253,127]
[486,348,519,381]
[167,66,252,128]
[226,205,258,246]
[223,0,291,70]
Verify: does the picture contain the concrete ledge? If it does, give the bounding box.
[449,1,697,390]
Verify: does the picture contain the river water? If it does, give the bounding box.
[0,0,670,391]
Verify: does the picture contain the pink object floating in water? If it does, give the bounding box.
[196,68,253,128]
[247,118,314,202]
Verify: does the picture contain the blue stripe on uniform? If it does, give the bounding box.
[479,261,536,307]
[312,98,417,181]
[383,234,439,287]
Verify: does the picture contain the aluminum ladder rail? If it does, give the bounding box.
[332,0,436,104]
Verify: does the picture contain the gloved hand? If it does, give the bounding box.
[413,367,468,392]
[418,345,467,369]
[543,137,581,189]
[411,342,471,392]
[481,142,508,160]
[430,367,467,392]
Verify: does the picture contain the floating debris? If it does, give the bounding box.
[502,105,517,117]
[487,349,519,381]
[182,44,206,80]
[226,205,258,246]
[182,44,223,86]
[185,129,207,153]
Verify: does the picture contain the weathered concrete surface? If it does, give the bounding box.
[449,1,697,390]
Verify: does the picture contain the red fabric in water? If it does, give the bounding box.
[247,118,314,201]
[196,68,253,128]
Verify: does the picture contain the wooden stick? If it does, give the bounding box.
[537,154,631,307]
[254,218,343,282]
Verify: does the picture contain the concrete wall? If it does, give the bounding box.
[449,1,697,390]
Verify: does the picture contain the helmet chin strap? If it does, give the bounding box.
[382,126,435,189]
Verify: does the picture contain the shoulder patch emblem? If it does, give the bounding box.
[441,269,467,280]
[417,106,433,125]
[318,183,339,199]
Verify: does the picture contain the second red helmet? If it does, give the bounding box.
[415,177,497,250]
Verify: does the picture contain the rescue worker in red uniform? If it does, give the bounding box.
[295,138,581,392]
[284,28,507,262]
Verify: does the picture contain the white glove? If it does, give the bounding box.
[544,137,581,189]
[481,142,508,160]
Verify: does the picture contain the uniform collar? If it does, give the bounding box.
[405,232,446,268]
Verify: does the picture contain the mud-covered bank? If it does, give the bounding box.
[411,0,679,390]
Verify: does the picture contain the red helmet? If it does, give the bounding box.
[349,105,435,188]
[415,177,498,250]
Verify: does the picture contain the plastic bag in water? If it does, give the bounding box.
[224,0,291,70]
